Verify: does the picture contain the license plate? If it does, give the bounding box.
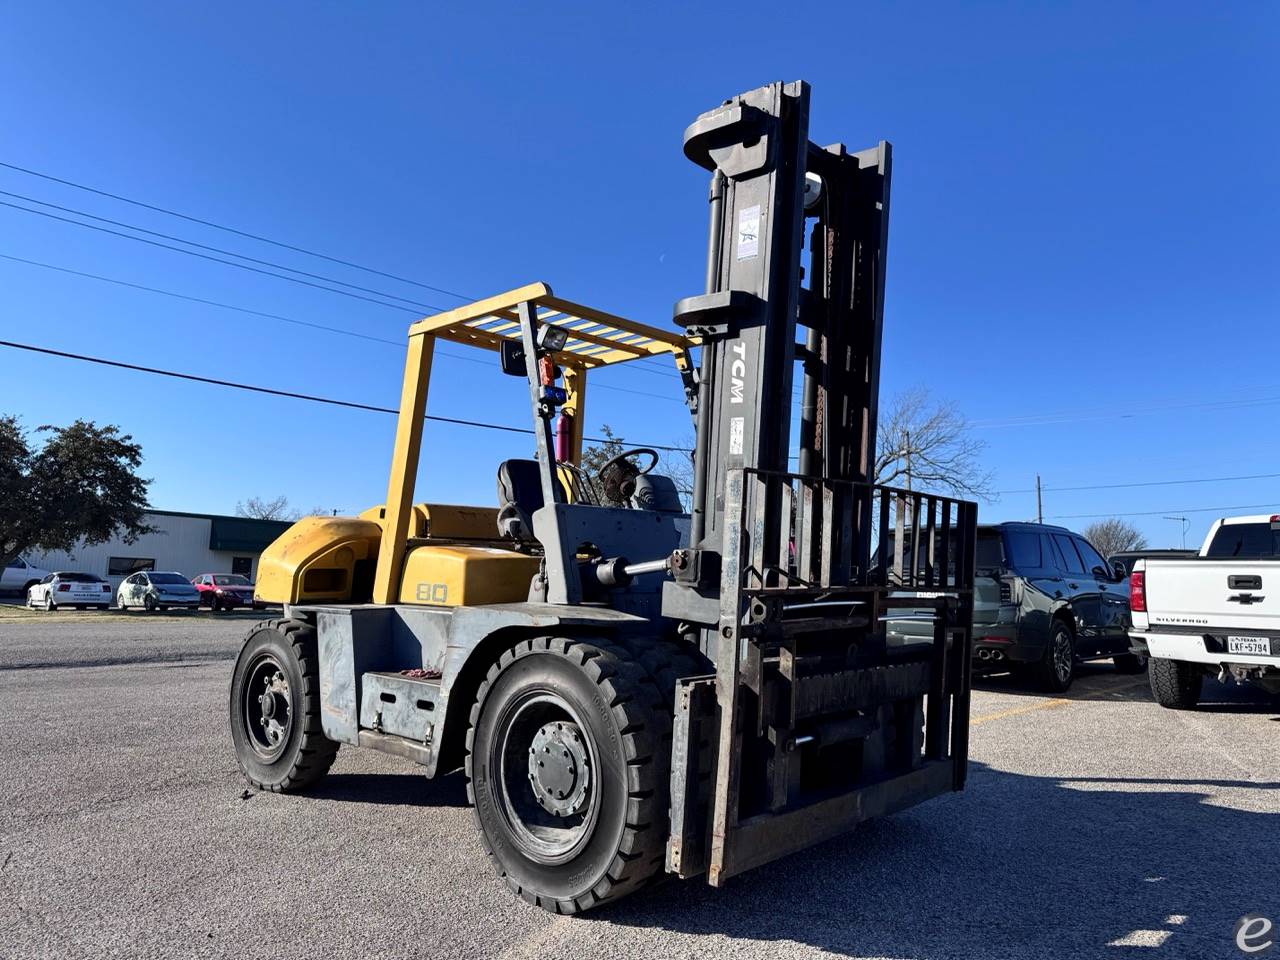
[1227,636,1272,656]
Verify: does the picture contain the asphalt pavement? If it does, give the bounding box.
[1,613,1277,959]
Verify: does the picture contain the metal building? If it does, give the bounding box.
[26,510,291,589]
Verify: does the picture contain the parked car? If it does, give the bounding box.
[1129,513,1280,708]
[1108,548,1196,578]
[2,555,52,595]
[192,573,257,610]
[967,522,1138,691]
[26,572,113,611]
[117,571,202,611]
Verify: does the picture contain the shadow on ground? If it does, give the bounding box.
[977,663,1280,712]
[587,762,1280,959]
[309,772,469,808]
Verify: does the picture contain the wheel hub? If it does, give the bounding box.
[245,663,291,756]
[527,721,590,817]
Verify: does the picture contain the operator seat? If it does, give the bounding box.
[496,459,565,542]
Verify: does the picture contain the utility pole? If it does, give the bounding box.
[1036,474,1043,524]
[1163,515,1190,549]
[904,429,912,492]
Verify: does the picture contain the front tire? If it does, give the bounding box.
[466,636,669,914]
[230,618,338,791]
[1149,657,1203,709]
[1034,621,1076,692]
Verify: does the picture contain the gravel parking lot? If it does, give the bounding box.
[1,613,1277,960]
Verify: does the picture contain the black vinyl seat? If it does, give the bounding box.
[496,459,564,542]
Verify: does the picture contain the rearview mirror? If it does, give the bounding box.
[500,340,527,377]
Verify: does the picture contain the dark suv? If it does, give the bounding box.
[973,522,1139,691]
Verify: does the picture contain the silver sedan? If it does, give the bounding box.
[116,571,202,612]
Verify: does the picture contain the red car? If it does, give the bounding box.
[191,573,257,610]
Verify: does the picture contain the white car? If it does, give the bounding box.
[3,555,52,595]
[27,572,113,611]
[117,570,202,611]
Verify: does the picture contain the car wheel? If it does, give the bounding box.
[1113,652,1148,674]
[1148,657,1203,709]
[466,636,669,913]
[230,618,338,791]
[44,594,55,612]
[210,597,220,612]
[144,595,157,612]
[1034,621,1075,693]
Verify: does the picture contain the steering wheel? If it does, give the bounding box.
[599,448,659,478]
[597,448,659,506]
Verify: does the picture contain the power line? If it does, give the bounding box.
[0,198,434,314]
[0,159,473,300]
[0,198,682,383]
[0,161,684,381]
[0,187,440,312]
[998,471,1280,495]
[1048,502,1278,521]
[974,391,1280,429]
[0,252,684,405]
[0,338,694,453]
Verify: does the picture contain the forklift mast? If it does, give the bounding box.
[671,79,889,598]
[663,81,976,886]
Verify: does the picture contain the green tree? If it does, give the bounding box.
[0,416,153,569]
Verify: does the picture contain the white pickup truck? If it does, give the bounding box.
[1129,513,1280,708]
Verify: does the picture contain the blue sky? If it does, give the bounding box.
[1,2,1276,548]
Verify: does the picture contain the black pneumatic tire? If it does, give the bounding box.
[229,618,338,792]
[1035,620,1076,693]
[466,636,670,914]
[1148,657,1203,709]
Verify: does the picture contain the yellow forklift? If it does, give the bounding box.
[231,80,978,913]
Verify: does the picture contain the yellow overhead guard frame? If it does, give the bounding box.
[372,281,698,604]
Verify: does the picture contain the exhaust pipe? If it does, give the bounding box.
[976,648,991,661]
[989,649,1005,662]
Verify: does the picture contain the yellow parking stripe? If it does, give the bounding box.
[971,698,1070,726]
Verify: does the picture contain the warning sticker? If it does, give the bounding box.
[729,416,745,455]
[736,205,760,260]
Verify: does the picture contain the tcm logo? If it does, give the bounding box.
[415,582,449,604]
[729,342,747,404]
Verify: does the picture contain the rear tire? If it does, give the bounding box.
[1148,657,1203,709]
[466,636,669,914]
[230,618,338,791]
[44,595,55,612]
[1112,652,1148,674]
[1034,620,1076,692]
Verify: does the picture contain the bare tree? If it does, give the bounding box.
[1084,518,1148,559]
[875,388,994,500]
[235,495,296,521]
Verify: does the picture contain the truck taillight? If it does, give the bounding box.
[1129,571,1146,613]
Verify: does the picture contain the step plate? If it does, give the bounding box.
[359,671,440,743]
